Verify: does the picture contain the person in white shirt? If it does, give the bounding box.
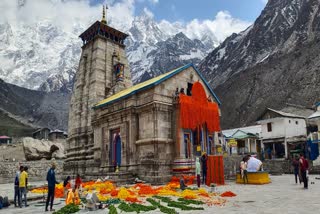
[247,156,263,172]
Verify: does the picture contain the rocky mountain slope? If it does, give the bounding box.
[0,79,69,131]
[0,110,36,137]
[199,0,320,128]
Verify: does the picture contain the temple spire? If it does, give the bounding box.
[101,5,107,24]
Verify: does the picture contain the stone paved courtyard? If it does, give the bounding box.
[1,174,319,214]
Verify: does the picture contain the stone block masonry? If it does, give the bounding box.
[0,160,63,184]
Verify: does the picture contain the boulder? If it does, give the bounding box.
[23,137,66,161]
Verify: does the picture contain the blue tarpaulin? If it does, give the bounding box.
[307,139,319,161]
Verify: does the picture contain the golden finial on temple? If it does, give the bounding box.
[101,5,107,24]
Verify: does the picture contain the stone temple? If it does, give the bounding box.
[65,7,221,183]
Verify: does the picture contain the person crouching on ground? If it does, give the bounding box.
[180,175,187,190]
[45,162,59,212]
[66,188,80,205]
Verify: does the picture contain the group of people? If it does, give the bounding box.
[292,153,309,189]
[240,155,263,184]
[11,162,58,211]
[11,162,82,212]
[180,152,208,190]
[13,165,29,208]
[45,162,83,211]
[63,174,82,206]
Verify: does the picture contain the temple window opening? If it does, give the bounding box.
[187,82,193,96]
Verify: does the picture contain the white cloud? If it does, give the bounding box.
[262,0,268,4]
[0,0,135,32]
[159,11,251,43]
[142,7,154,18]
[0,0,251,45]
[149,0,159,4]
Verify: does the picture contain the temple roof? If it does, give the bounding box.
[79,21,128,45]
[94,63,221,109]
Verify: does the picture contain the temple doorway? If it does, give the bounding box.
[184,132,192,158]
[110,129,121,169]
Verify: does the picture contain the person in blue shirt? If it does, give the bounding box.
[45,162,59,212]
[14,165,23,207]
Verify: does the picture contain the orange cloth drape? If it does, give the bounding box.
[179,82,220,132]
[206,155,225,185]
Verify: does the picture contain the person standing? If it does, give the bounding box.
[240,157,248,184]
[200,153,208,185]
[292,156,300,184]
[19,166,28,208]
[14,165,22,207]
[75,174,82,190]
[299,153,309,189]
[63,176,71,198]
[45,162,59,212]
[195,157,201,188]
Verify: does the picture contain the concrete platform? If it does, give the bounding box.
[236,171,271,184]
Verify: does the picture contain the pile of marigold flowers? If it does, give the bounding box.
[30,175,233,208]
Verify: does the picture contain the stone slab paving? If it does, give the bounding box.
[0,181,47,201]
[1,174,319,214]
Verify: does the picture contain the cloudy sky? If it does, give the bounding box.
[115,0,267,23]
[0,0,267,42]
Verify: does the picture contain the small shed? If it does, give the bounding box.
[33,128,50,140]
[0,136,12,144]
[49,129,65,141]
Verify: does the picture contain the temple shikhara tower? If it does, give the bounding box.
[66,6,132,174]
[66,6,221,183]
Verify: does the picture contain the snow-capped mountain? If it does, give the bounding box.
[0,20,83,92]
[127,11,216,83]
[199,0,317,88]
[0,6,219,92]
[199,0,320,128]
